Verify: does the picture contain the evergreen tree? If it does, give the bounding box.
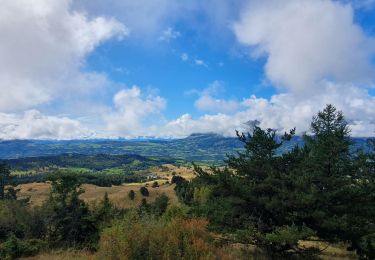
[94,192,114,226]
[294,105,375,258]
[0,163,18,200]
[44,171,98,248]
[182,105,375,258]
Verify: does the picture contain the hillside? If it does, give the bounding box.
[0,133,243,162]
[0,133,370,163]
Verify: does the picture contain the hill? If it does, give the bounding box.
[0,133,371,162]
[0,133,243,162]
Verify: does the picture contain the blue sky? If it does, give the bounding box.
[0,0,374,139]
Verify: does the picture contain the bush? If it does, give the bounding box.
[152,181,159,188]
[128,190,135,200]
[151,193,169,216]
[0,233,45,259]
[0,200,35,240]
[163,205,190,221]
[140,187,149,197]
[99,216,234,260]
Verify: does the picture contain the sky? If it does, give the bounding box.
[0,0,374,139]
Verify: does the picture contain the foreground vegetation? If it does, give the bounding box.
[0,105,373,259]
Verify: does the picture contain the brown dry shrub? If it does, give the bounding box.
[98,215,237,260]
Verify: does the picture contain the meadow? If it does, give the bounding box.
[16,164,195,208]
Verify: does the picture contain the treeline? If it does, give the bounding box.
[9,170,144,187]
[174,105,375,259]
[3,153,175,171]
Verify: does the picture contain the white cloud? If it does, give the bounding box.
[0,110,93,140]
[156,0,375,139]
[157,84,375,138]
[345,0,375,10]
[105,86,166,136]
[73,0,247,41]
[181,53,189,61]
[0,0,127,111]
[233,0,375,93]
[195,96,239,114]
[195,59,208,67]
[159,27,180,41]
[194,81,240,114]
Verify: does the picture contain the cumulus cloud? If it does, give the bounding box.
[195,96,239,114]
[0,0,127,111]
[0,110,93,140]
[74,0,247,41]
[193,81,240,114]
[105,86,166,136]
[233,0,375,92]
[151,0,375,138]
[157,84,375,138]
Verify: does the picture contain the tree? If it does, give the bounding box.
[181,105,375,258]
[94,192,114,226]
[152,193,169,216]
[44,171,98,247]
[140,187,149,197]
[128,190,135,200]
[0,163,18,200]
[295,105,375,258]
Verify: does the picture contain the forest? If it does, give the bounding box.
[0,105,374,259]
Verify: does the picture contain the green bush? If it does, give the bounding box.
[0,233,45,260]
[151,193,169,216]
[128,190,135,200]
[139,186,149,197]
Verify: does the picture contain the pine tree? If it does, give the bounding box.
[294,105,375,258]
[44,171,98,247]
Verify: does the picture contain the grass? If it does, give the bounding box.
[17,181,178,208]
[20,249,95,260]
[16,164,195,208]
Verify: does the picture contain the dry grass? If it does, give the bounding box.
[300,240,357,260]
[20,249,95,260]
[17,165,194,208]
[17,181,179,209]
[147,164,196,181]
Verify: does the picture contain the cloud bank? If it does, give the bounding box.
[0,110,92,140]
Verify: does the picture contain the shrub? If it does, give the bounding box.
[99,216,234,260]
[128,190,135,200]
[0,233,45,259]
[152,181,159,188]
[0,201,32,240]
[139,187,149,197]
[151,193,169,216]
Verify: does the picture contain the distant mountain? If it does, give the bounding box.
[5,153,174,171]
[0,133,371,162]
[0,133,243,162]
